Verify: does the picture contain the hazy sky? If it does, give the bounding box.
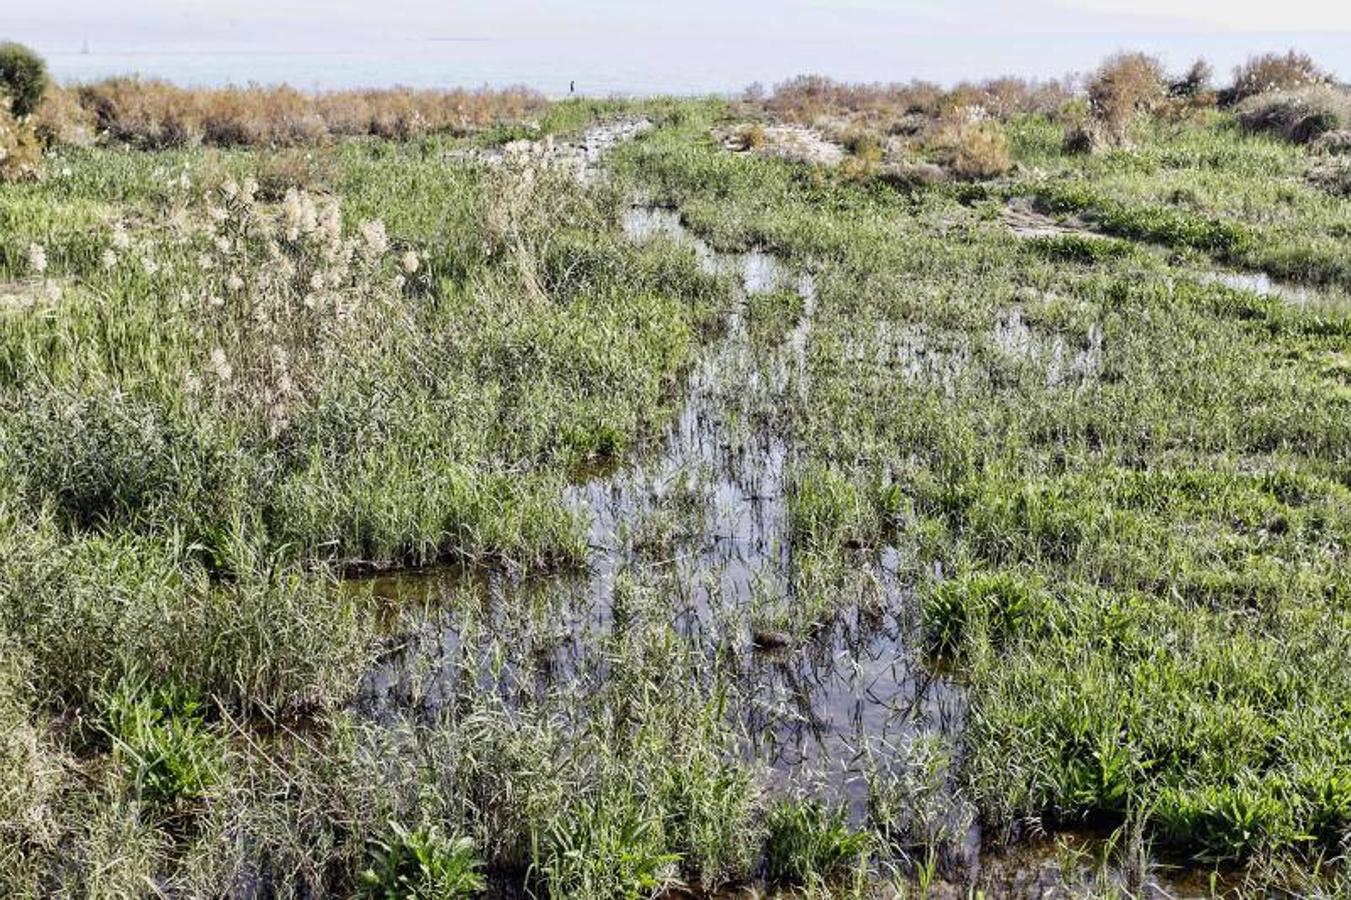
[9,0,1348,93]
[13,0,1350,38]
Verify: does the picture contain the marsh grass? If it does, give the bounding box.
[4,67,1351,897]
[619,98,1351,888]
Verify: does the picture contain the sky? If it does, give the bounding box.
[8,0,1349,94]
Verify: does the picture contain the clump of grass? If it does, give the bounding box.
[97,676,225,812]
[763,799,871,887]
[0,638,59,858]
[360,821,485,899]
[1027,233,1134,265]
[252,147,339,200]
[922,569,1042,657]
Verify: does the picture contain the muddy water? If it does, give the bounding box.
[455,117,654,183]
[1195,269,1331,306]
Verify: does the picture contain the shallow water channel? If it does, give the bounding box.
[345,124,1251,894]
[356,203,968,832]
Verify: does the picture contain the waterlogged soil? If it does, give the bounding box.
[348,122,1247,896]
[1002,199,1349,308]
[455,118,654,181]
[717,123,847,167]
[357,201,968,831]
[1002,200,1097,239]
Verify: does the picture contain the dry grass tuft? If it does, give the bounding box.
[732,122,766,151]
[935,119,1012,179]
[1311,131,1351,156]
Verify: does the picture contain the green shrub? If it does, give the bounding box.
[360,822,486,900]
[0,43,47,118]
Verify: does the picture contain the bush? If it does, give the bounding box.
[0,43,47,118]
[1086,52,1165,146]
[938,120,1012,179]
[61,79,545,148]
[1227,50,1330,104]
[79,77,203,148]
[34,84,96,147]
[1169,58,1213,99]
[1312,131,1351,157]
[1236,85,1351,144]
[0,99,41,183]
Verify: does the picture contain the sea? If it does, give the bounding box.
[19,32,1351,96]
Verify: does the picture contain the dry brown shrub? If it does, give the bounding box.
[200,85,327,146]
[1086,52,1165,146]
[33,84,96,147]
[1236,85,1351,144]
[732,123,766,151]
[763,75,945,126]
[0,99,42,182]
[1228,51,1331,104]
[936,120,1012,179]
[49,79,546,148]
[254,148,338,200]
[878,160,949,189]
[79,77,203,148]
[1169,59,1214,98]
[759,74,1073,132]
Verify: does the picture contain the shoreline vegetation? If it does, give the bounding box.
[4,37,1351,897]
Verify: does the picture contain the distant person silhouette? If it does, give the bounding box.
[570,80,575,95]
